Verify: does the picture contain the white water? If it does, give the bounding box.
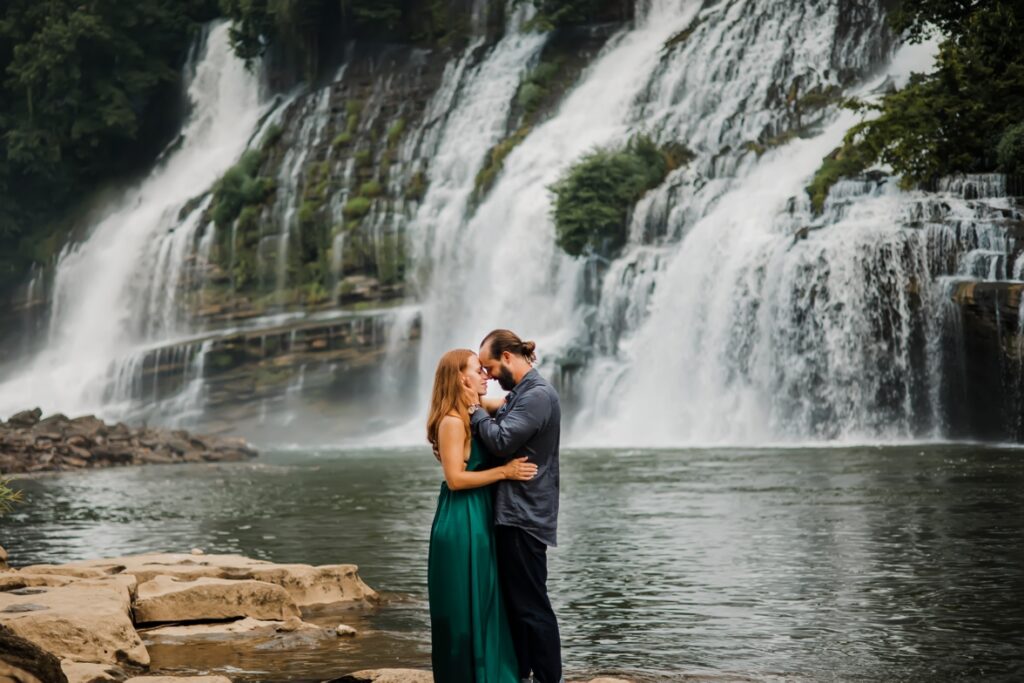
[0,23,265,420]
[3,4,1015,448]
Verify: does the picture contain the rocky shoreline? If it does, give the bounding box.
[0,409,257,475]
[0,547,631,683]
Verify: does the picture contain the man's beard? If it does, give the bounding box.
[495,365,516,391]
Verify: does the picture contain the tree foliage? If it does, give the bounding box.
[0,0,219,290]
[550,136,692,258]
[808,0,1024,211]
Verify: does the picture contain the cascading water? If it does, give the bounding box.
[2,2,1018,448]
[0,22,265,420]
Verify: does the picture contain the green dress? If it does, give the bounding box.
[428,438,520,682]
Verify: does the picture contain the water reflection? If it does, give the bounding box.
[3,445,1023,681]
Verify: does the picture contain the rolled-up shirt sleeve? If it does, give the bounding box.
[471,389,551,459]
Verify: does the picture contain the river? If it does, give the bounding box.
[4,444,1023,681]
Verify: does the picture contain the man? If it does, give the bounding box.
[466,328,562,683]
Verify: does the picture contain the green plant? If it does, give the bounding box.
[359,179,383,198]
[997,123,1024,175]
[333,131,353,147]
[0,477,24,516]
[386,118,406,148]
[343,196,372,219]
[354,149,372,168]
[550,135,692,257]
[210,150,276,229]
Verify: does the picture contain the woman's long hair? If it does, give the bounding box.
[427,348,475,455]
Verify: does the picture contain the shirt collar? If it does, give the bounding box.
[508,368,540,400]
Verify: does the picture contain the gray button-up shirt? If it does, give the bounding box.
[470,368,561,546]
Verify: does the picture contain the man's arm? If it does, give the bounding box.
[471,388,551,459]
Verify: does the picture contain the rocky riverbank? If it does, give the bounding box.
[0,409,257,475]
[0,549,378,683]
[0,547,632,683]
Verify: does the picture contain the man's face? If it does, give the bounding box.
[479,347,516,391]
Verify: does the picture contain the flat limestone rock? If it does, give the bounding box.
[123,678,232,683]
[247,564,378,605]
[134,575,300,624]
[16,565,119,580]
[0,573,81,591]
[0,576,148,667]
[328,670,434,683]
[143,616,319,638]
[60,660,122,683]
[32,553,377,605]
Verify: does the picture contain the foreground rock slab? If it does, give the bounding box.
[1,550,377,679]
[0,575,148,666]
[134,575,300,624]
[0,624,68,683]
[0,408,257,474]
[22,552,378,605]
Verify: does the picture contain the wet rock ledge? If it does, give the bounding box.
[0,408,257,475]
[0,549,378,683]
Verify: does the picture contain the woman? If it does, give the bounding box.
[427,348,537,682]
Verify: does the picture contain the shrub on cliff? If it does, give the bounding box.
[210,150,275,229]
[550,135,692,258]
[997,123,1024,175]
[807,0,1024,212]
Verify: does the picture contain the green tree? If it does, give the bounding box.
[0,0,219,291]
[808,0,1024,211]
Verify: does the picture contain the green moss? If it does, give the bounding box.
[333,131,353,147]
[209,150,276,230]
[359,179,383,198]
[343,196,372,219]
[386,118,406,148]
[407,170,427,201]
[354,149,372,168]
[663,16,703,51]
[550,135,692,257]
[806,143,874,215]
[475,126,531,198]
[260,123,284,150]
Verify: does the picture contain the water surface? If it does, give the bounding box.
[3,445,1023,681]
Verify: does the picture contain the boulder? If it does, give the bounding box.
[60,660,122,683]
[123,678,231,683]
[327,671,433,683]
[0,624,68,683]
[0,544,7,569]
[133,575,300,624]
[335,624,358,637]
[6,409,42,428]
[0,575,148,666]
[247,564,378,605]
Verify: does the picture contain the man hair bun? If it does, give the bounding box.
[521,340,537,362]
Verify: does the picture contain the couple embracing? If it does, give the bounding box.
[426,329,563,683]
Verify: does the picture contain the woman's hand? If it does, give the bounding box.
[502,456,538,481]
[462,383,481,410]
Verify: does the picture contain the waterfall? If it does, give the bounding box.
[3,2,1017,447]
[0,23,266,420]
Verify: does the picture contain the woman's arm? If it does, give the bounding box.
[438,416,536,491]
[481,395,505,415]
